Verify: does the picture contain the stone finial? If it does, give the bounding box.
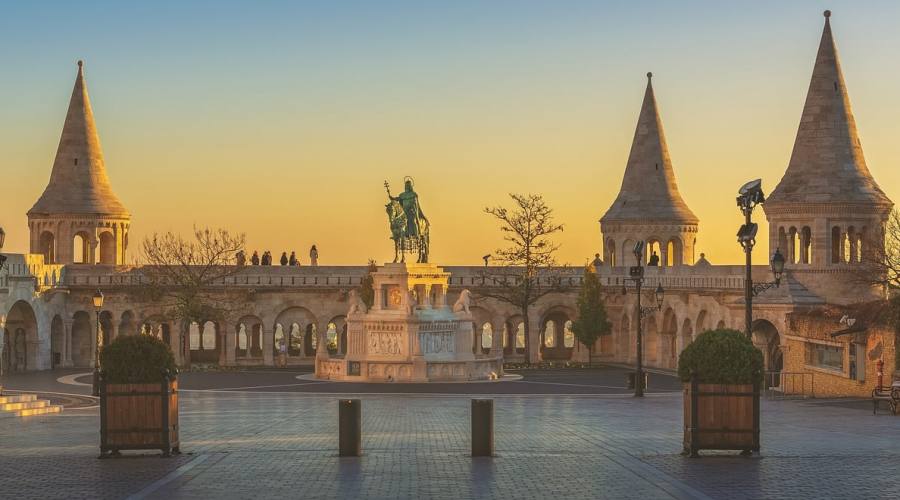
[646,71,652,80]
[824,10,831,18]
[77,59,83,67]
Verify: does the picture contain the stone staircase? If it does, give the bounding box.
[0,393,63,417]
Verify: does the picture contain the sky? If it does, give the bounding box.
[2,1,899,266]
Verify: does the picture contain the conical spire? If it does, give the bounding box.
[28,61,129,217]
[767,11,890,207]
[601,73,698,224]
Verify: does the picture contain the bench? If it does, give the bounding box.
[872,385,899,415]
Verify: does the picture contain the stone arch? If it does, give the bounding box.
[660,308,678,369]
[3,300,39,372]
[644,315,659,366]
[504,314,525,356]
[605,237,617,266]
[326,315,348,355]
[236,315,263,358]
[622,239,635,266]
[540,307,574,360]
[468,306,494,356]
[71,310,93,368]
[715,319,726,330]
[140,315,174,351]
[189,320,220,364]
[751,319,782,376]
[480,322,493,354]
[695,310,708,336]
[666,237,683,266]
[680,317,693,358]
[99,310,115,346]
[801,226,812,264]
[39,231,56,264]
[50,314,64,368]
[274,307,318,357]
[73,230,92,264]
[119,310,136,337]
[647,238,662,266]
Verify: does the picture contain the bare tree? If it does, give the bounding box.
[856,208,900,370]
[137,227,246,362]
[478,193,568,362]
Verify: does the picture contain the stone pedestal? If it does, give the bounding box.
[316,262,503,382]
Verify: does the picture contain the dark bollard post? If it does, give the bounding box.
[471,399,494,457]
[339,399,361,457]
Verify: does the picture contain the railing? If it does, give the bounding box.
[765,371,813,399]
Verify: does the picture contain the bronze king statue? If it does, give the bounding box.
[385,177,430,263]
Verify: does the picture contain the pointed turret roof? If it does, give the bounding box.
[601,73,698,224]
[28,61,129,217]
[767,11,891,208]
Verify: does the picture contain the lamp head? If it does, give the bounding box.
[632,241,645,261]
[92,289,104,310]
[771,248,786,284]
[654,283,664,310]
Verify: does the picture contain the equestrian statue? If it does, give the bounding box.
[384,177,430,263]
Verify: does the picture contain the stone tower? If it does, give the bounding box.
[764,12,893,304]
[27,61,130,265]
[600,73,699,267]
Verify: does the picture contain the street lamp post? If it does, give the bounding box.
[623,241,665,397]
[91,289,105,397]
[0,227,6,394]
[737,180,786,338]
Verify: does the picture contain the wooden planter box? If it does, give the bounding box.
[683,377,759,457]
[100,377,179,457]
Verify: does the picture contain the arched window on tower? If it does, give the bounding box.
[778,227,788,260]
[857,227,867,263]
[831,226,842,263]
[843,227,853,264]
[647,240,661,266]
[98,231,116,265]
[789,227,799,264]
[39,231,55,264]
[73,232,91,264]
[800,227,812,264]
[847,226,857,263]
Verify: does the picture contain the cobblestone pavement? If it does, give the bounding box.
[1,370,898,499]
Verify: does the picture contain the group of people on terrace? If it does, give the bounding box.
[235,245,319,267]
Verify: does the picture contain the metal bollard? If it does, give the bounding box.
[471,399,494,457]
[339,399,361,457]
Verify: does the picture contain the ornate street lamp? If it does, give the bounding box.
[624,241,665,397]
[91,289,104,397]
[737,180,785,338]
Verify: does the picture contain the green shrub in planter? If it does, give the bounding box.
[102,334,177,384]
[677,329,763,384]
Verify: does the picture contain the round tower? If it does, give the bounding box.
[600,73,699,267]
[27,61,130,265]
[764,12,892,304]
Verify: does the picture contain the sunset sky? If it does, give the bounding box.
[2,1,899,266]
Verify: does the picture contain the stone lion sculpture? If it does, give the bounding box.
[347,289,368,315]
[453,289,472,314]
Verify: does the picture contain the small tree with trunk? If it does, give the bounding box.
[479,193,567,363]
[137,227,246,364]
[571,264,611,366]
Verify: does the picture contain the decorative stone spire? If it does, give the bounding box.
[767,11,891,208]
[28,61,129,217]
[601,72,698,224]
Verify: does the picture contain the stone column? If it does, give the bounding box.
[491,317,503,358]
[63,319,74,367]
[262,324,274,366]
[527,315,541,364]
[217,324,227,366]
[225,322,236,366]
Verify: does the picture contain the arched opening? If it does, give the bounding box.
[647,239,662,266]
[119,311,136,337]
[50,315,64,368]
[326,322,338,354]
[831,226,842,263]
[680,318,693,356]
[661,308,678,369]
[504,316,524,356]
[73,231,92,264]
[715,319,726,330]
[304,324,318,354]
[274,324,286,357]
[515,321,526,354]
[481,323,493,354]
[274,307,318,358]
[541,311,573,360]
[235,316,263,359]
[99,311,114,346]
[644,315,659,366]
[846,226,856,264]
[326,316,347,356]
[789,227,799,264]
[666,238,682,266]
[563,320,575,348]
[189,320,219,364]
[4,301,39,371]
[695,310,708,335]
[71,311,93,368]
[801,226,812,264]
[605,238,617,266]
[751,319,782,388]
[98,231,116,265]
[39,231,56,264]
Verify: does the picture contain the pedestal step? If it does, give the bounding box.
[0,393,63,418]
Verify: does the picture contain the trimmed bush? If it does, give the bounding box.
[677,329,763,384]
[102,334,177,384]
